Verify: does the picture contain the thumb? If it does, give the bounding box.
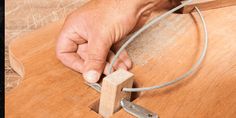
[83,39,112,83]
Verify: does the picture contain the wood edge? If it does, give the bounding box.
[181,0,215,6]
[6,19,66,79]
[179,0,236,13]
[179,0,214,13]
[8,40,25,78]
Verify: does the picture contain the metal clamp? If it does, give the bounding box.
[121,98,158,118]
[85,82,101,93]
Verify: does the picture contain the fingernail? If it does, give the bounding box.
[124,60,132,69]
[118,64,127,70]
[83,70,100,83]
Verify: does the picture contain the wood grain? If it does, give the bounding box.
[5,0,89,92]
[6,4,236,118]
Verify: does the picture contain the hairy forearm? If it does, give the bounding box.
[115,0,161,17]
[92,0,159,18]
[133,0,161,12]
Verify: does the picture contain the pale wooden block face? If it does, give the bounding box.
[99,69,134,118]
[104,69,134,86]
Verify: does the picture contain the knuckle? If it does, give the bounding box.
[112,58,122,69]
[88,55,106,63]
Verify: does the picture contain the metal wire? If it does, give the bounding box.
[108,0,194,74]
[108,4,208,92]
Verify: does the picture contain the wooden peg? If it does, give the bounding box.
[99,69,134,118]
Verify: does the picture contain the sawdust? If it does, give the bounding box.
[127,13,192,66]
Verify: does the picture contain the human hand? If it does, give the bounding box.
[56,0,159,83]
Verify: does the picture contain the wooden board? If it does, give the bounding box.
[6,5,236,118]
[180,0,236,13]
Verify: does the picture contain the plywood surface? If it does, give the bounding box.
[6,4,236,118]
[5,0,89,92]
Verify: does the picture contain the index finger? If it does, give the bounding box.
[56,26,87,73]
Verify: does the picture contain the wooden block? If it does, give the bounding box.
[99,69,134,118]
[179,0,236,13]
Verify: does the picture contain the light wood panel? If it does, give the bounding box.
[6,5,236,118]
[180,0,236,13]
[5,0,89,92]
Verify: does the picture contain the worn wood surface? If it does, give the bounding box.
[6,3,236,118]
[5,0,89,92]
